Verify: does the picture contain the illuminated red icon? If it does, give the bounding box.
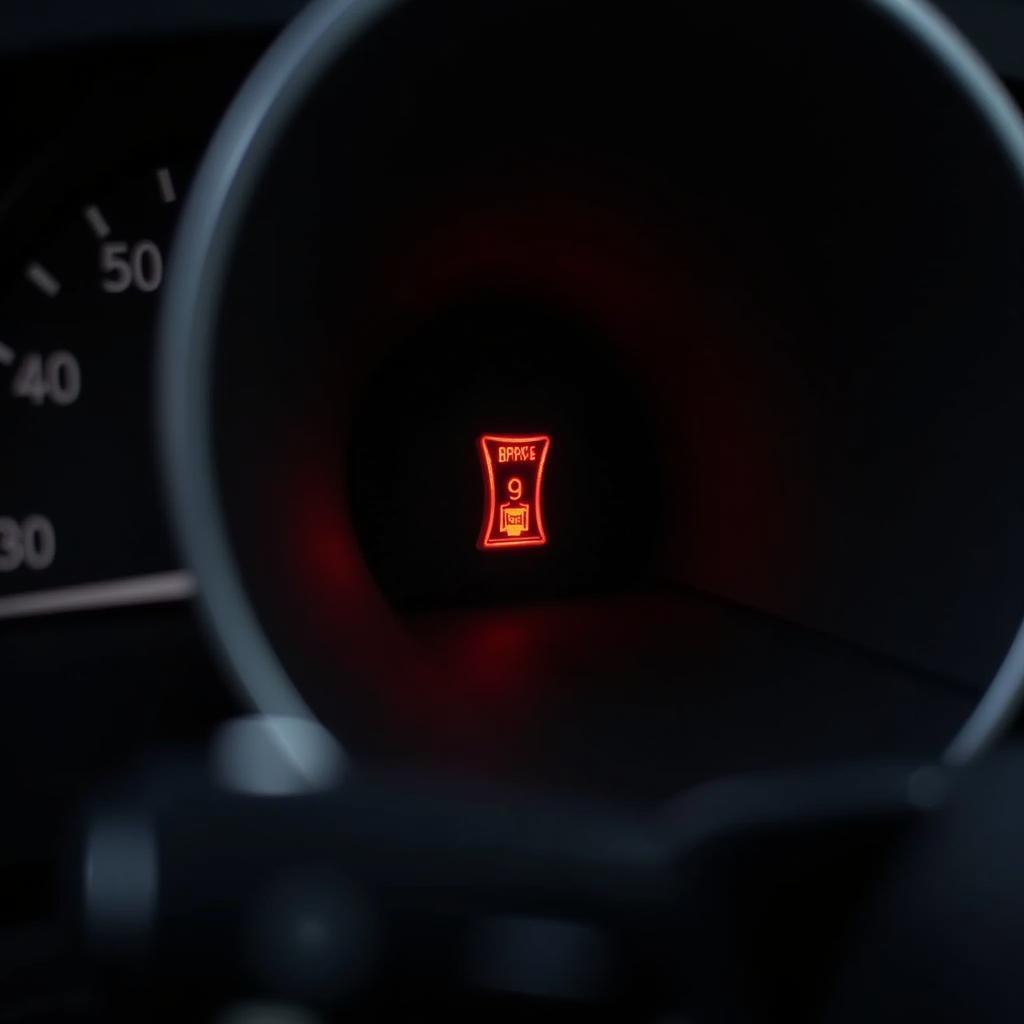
[478,434,551,549]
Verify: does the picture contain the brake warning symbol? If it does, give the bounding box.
[478,434,551,549]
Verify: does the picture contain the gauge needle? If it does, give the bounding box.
[0,570,195,621]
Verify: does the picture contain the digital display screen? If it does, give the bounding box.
[478,434,551,549]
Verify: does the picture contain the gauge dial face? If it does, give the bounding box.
[158,0,1024,799]
[0,163,189,607]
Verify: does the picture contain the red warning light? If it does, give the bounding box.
[478,434,551,550]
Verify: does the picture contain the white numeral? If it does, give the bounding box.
[0,515,56,572]
[100,240,163,293]
[11,351,81,406]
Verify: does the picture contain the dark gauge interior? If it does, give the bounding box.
[164,0,1024,799]
[0,163,187,597]
[350,292,667,608]
[0,36,268,620]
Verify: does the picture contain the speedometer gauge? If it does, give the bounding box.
[0,163,193,615]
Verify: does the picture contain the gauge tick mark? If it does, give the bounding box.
[25,261,60,297]
[156,167,177,204]
[83,204,111,239]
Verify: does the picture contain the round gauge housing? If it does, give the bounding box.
[163,0,1024,796]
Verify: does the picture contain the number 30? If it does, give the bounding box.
[0,515,56,572]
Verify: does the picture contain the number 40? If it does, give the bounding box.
[11,351,81,406]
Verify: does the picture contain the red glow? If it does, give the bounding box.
[478,434,550,549]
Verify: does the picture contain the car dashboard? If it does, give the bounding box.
[5,2,1024,1021]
